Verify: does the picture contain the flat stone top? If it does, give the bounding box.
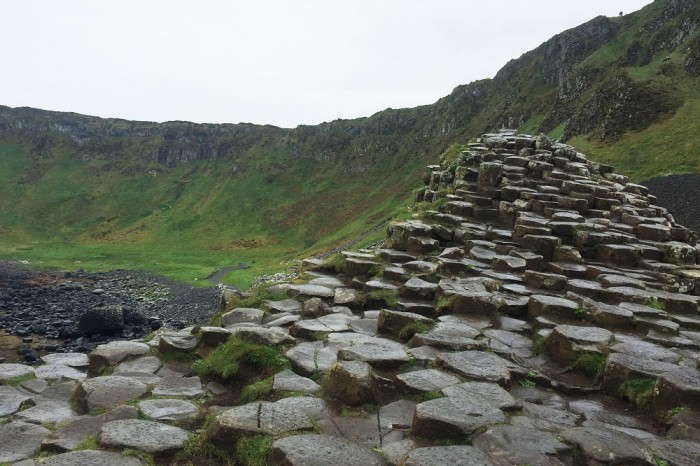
[34,364,87,381]
[288,284,334,298]
[0,386,30,417]
[553,324,614,345]
[437,350,510,384]
[99,419,189,454]
[40,353,89,367]
[402,445,496,466]
[91,341,150,365]
[0,363,35,381]
[27,450,146,466]
[268,434,384,466]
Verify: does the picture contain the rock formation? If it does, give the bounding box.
[1,131,699,465]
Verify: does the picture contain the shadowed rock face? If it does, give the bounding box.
[2,131,700,465]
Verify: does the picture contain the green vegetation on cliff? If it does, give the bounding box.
[0,0,698,286]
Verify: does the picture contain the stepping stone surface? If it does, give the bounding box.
[402,445,496,466]
[268,434,384,466]
[139,398,200,421]
[80,376,148,409]
[0,421,50,462]
[0,363,34,381]
[437,350,510,383]
[412,393,507,439]
[0,385,30,416]
[152,376,205,398]
[24,450,146,466]
[99,419,189,454]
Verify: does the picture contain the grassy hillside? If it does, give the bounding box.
[0,137,420,288]
[1,0,698,288]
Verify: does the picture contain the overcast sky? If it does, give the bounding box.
[1,1,652,128]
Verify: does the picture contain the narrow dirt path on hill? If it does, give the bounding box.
[207,263,249,290]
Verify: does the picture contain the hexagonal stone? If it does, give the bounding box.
[210,401,313,443]
[228,325,295,345]
[648,439,700,466]
[442,382,520,411]
[412,321,484,351]
[560,426,654,465]
[263,299,302,314]
[99,419,189,454]
[377,309,434,339]
[16,399,76,424]
[652,366,700,413]
[138,399,199,421]
[473,425,573,465]
[397,369,460,393]
[437,350,510,384]
[273,369,321,394]
[26,450,146,466]
[0,421,50,462]
[152,376,204,398]
[288,284,334,299]
[528,295,579,319]
[546,325,613,365]
[114,355,163,374]
[88,341,149,372]
[412,394,507,440]
[268,434,384,466]
[0,363,34,381]
[34,364,87,382]
[221,307,264,326]
[80,376,148,410]
[159,329,201,352]
[402,445,496,466]
[329,333,410,367]
[42,416,107,451]
[40,353,89,368]
[274,396,331,421]
[0,386,30,416]
[324,360,373,406]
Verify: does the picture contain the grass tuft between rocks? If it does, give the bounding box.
[192,336,289,381]
[619,378,656,412]
[235,434,273,466]
[573,352,606,381]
